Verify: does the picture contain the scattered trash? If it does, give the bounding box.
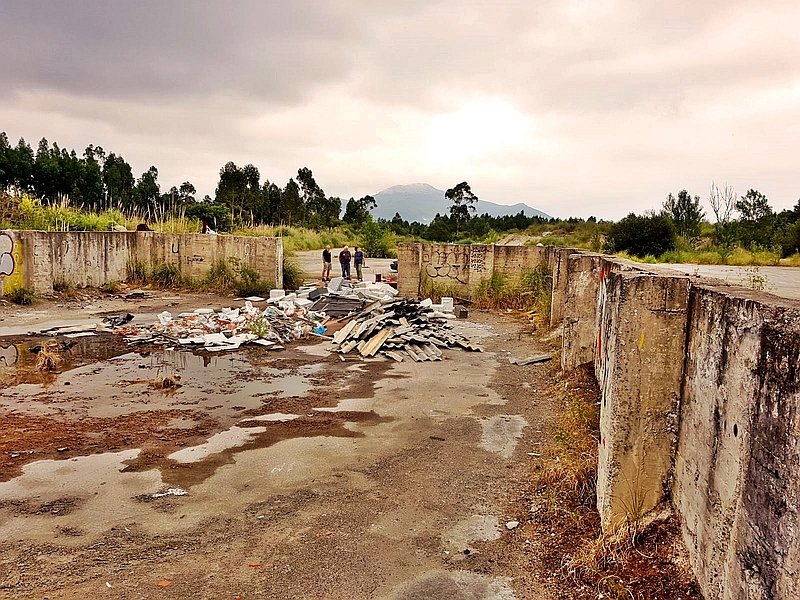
[57,447,69,452]
[506,520,520,530]
[124,290,149,300]
[152,488,188,498]
[63,331,97,339]
[157,580,172,588]
[113,299,329,351]
[103,313,135,327]
[23,281,482,365]
[508,354,552,366]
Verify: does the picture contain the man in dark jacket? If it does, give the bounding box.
[354,246,366,281]
[339,246,352,279]
[321,245,332,281]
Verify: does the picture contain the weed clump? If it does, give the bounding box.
[35,343,61,371]
[282,259,304,291]
[7,287,34,305]
[473,266,552,317]
[528,365,702,599]
[200,258,275,296]
[100,280,121,294]
[418,273,462,304]
[52,280,78,297]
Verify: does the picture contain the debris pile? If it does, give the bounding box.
[331,298,481,362]
[30,279,480,363]
[117,300,328,351]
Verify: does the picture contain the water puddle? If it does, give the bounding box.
[0,336,325,419]
[168,425,269,463]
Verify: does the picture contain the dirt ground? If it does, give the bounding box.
[0,291,699,599]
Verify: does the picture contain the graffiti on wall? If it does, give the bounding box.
[469,246,487,273]
[0,231,15,277]
[0,344,19,367]
[423,246,471,284]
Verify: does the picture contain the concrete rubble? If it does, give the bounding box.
[331,298,482,362]
[116,299,327,351]
[30,280,480,362]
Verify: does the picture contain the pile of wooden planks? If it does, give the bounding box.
[331,299,482,362]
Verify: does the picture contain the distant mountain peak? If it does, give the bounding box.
[378,183,441,195]
[371,182,549,223]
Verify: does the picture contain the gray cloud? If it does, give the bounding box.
[1,0,798,218]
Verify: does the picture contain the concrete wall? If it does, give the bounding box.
[396,242,551,298]
[553,250,800,600]
[595,270,690,529]
[398,242,800,599]
[0,230,283,295]
[672,284,800,600]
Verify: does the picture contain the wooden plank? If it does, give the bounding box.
[333,319,357,344]
[362,327,393,357]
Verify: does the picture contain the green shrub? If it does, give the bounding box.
[150,262,182,288]
[229,258,273,296]
[282,259,304,291]
[202,260,237,292]
[359,221,396,258]
[605,213,676,258]
[473,265,553,317]
[100,280,121,294]
[8,287,34,305]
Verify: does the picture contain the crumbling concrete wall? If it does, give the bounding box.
[0,230,283,295]
[403,240,800,598]
[557,252,800,599]
[561,253,603,370]
[595,270,690,529]
[672,284,800,600]
[397,242,550,298]
[549,247,575,328]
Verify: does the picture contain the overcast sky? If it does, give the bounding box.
[1,0,798,219]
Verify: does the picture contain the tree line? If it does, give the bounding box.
[607,184,800,258]
[0,133,558,238]
[0,133,388,231]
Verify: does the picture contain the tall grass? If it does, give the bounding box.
[125,257,288,296]
[473,266,552,317]
[0,195,204,233]
[418,273,464,303]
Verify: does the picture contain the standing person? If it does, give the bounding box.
[339,245,352,279]
[321,245,332,282]
[354,246,365,281]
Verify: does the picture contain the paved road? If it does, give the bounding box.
[657,263,800,300]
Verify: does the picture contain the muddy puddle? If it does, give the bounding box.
[0,334,324,419]
[0,329,398,528]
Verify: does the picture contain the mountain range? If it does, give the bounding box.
[371,183,549,223]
